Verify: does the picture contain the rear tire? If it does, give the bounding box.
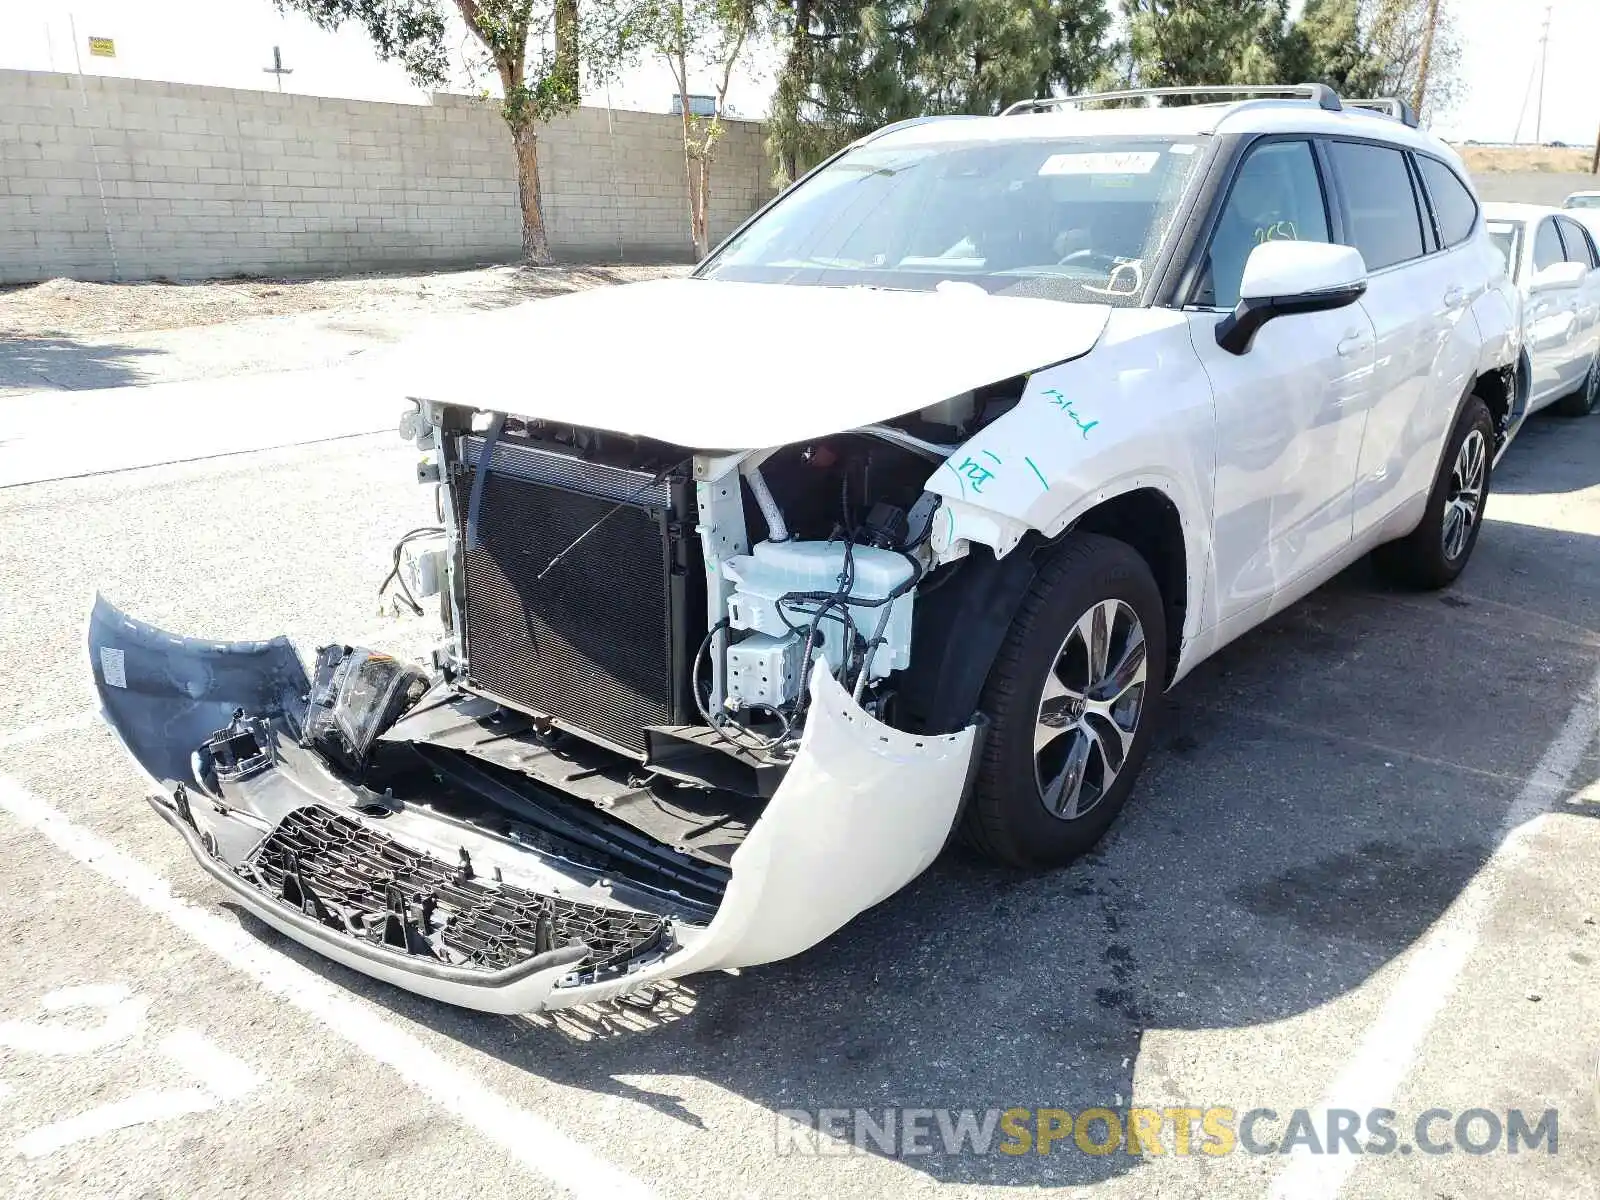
[964,533,1166,869]
[1372,395,1494,590]
[1554,353,1599,418]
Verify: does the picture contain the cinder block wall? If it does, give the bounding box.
[0,69,773,283]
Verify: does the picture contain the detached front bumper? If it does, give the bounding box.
[89,596,979,1014]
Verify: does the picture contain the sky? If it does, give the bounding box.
[0,0,1595,148]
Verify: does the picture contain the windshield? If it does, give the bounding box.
[1565,195,1600,210]
[1486,221,1520,280]
[699,136,1208,305]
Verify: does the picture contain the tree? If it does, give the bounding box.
[649,0,759,257]
[1282,0,1460,119]
[1278,0,1385,96]
[1121,0,1290,90]
[1360,0,1460,120]
[766,0,1112,186]
[278,0,643,263]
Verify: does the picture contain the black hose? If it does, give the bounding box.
[691,618,793,757]
[379,526,446,617]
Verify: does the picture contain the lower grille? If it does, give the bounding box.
[240,806,668,975]
[453,437,696,755]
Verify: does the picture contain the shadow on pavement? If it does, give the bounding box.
[1494,409,1600,496]
[226,457,1600,1189]
[0,336,167,394]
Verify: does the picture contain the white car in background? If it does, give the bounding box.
[1563,190,1600,212]
[1485,202,1600,418]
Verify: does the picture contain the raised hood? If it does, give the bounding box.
[380,278,1111,448]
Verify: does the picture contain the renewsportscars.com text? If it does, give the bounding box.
[773,1106,1558,1158]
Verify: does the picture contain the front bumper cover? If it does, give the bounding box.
[89,595,979,1013]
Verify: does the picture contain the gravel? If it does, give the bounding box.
[0,263,690,339]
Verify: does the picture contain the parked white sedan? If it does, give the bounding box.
[1485,201,1600,417]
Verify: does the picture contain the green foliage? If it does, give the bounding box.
[1121,0,1289,89]
[280,0,453,87]
[1279,0,1384,95]
[276,0,646,130]
[1281,0,1459,117]
[766,0,1112,185]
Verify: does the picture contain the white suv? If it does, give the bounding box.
[93,84,1520,1013]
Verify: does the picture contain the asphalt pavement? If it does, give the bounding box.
[0,375,1596,1200]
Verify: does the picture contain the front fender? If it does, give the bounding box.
[925,308,1215,654]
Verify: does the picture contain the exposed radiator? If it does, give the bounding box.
[451,435,697,757]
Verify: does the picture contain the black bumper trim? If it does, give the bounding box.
[149,795,590,990]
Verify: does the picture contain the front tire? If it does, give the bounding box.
[964,533,1166,869]
[1372,395,1494,590]
[1555,353,1599,418]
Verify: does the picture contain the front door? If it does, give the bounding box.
[1186,137,1376,624]
[1527,215,1585,404]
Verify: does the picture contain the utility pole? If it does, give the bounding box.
[262,45,293,92]
[1411,0,1441,117]
[1533,6,1551,145]
[1591,123,1599,174]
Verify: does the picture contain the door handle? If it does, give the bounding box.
[1443,286,1466,310]
[1337,331,1370,357]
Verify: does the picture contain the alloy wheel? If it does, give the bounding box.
[1442,427,1487,561]
[1034,599,1148,821]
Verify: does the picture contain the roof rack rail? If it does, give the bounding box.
[1002,83,1343,117]
[1344,96,1420,128]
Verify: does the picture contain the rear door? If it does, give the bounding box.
[1333,141,1479,533]
[1186,136,1376,623]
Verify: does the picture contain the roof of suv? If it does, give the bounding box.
[869,99,1461,168]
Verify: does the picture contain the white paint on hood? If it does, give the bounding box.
[378,278,1112,448]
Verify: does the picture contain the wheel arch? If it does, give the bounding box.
[897,483,1194,736]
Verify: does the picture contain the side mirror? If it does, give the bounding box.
[1529,261,1587,293]
[1216,241,1369,356]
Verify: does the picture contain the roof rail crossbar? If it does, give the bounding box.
[1002,83,1343,117]
[1344,97,1420,128]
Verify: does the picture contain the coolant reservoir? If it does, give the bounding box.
[722,540,916,678]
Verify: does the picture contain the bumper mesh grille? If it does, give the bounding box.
[454,442,680,755]
[242,805,667,974]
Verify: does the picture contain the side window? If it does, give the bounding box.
[1201,139,1331,308]
[1533,219,1565,272]
[1556,217,1599,269]
[1327,141,1426,271]
[1415,156,1478,248]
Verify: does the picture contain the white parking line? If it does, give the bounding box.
[0,774,660,1200]
[1270,669,1600,1200]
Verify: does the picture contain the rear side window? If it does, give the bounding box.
[1327,141,1426,270]
[1415,156,1478,248]
[1533,218,1565,271]
[1556,217,1599,268]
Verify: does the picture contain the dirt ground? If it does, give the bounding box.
[0,263,689,339]
[1457,144,1596,173]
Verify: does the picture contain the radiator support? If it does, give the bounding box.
[450,434,700,758]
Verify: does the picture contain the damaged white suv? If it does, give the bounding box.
[92,84,1518,1014]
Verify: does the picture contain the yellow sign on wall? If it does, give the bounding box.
[87,37,115,58]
